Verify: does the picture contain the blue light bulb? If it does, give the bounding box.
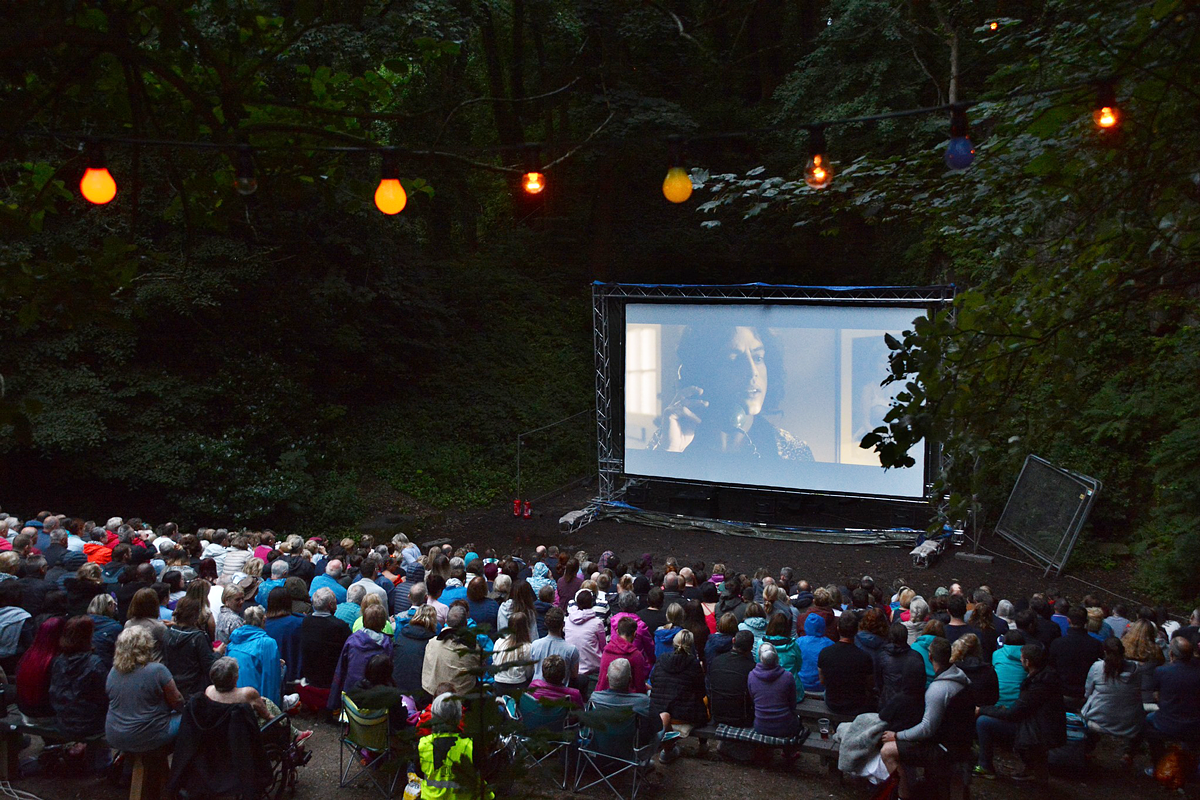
[945,136,975,170]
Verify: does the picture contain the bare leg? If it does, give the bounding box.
[660,712,675,754]
[880,742,910,799]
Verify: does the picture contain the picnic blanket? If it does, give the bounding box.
[714,724,809,746]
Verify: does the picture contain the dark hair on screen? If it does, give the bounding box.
[675,324,786,413]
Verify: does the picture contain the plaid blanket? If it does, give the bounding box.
[714,724,809,746]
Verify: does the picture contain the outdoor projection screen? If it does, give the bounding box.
[622,303,927,498]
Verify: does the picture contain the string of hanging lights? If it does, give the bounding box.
[12,70,1130,213]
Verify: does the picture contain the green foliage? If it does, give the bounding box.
[700,0,1200,603]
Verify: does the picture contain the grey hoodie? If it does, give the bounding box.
[895,664,970,741]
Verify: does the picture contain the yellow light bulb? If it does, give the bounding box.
[989,21,998,30]
[1093,106,1118,130]
[523,171,545,195]
[662,167,693,204]
[374,178,407,215]
[80,167,117,205]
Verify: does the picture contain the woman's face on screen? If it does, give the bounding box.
[708,327,768,416]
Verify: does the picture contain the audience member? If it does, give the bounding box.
[163,597,220,696]
[819,612,876,715]
[597,616,649,694]
[748,643,801,739]
[1049,604,1105,703]
[106,627,186,753]
[880,637,974,799]
[975,641,1065,782]
[227,606,285,707]
[393,605,438,704]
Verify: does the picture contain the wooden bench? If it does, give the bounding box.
[129,745,171,800]
[796,697,855,725]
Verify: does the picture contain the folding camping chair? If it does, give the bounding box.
[338,692,402,798]
[572,703,680,800]
[496,692,578,789]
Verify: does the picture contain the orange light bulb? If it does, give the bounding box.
[989,21,998,30]
[804,153,832,190]
[1093,106,1118,130]
[374,178,407,215]
[522,171,545,195]
[80,167,117,205]
[662,167,693,204]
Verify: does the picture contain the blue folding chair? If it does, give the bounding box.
[572,702,680,800]
[500,692,578,789]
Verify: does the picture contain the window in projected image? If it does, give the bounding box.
[623,303,927,498]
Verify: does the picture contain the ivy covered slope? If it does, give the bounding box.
[0,2,850,527]
[700,0,1200,602]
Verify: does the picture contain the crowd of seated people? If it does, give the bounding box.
[1,506,1199,797]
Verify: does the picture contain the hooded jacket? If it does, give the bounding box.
[50,651,107,738]
[0,606,32,660]
[327,629,393,709]
[227,625,283,705]
[763,633,804,694]
[608,611,655,665]
[738,616,768,662]
[166,695,270,799]
[991,644,1027,708]
[747,662,800,738]
[717,592,747,623]
[854,630,887,658]
[528,562,555,597]
[902,617,927,645]
[913,633,941,687]
[896,665,974,760]
[649,651,708,724]
[874,641,926,711]
[798,613,834,692]
[63,577,109,617]
[979,666,1068,750]
[83,542,113,565]
[654,625,682,660]
[704,631,734,666]
[564,606,606,676]
[596,635,648,694]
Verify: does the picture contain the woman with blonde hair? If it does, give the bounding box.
[949,633,1000,706]
[242,557,265,578]
[65,561,108,616]
[106,627,185,753]
[352,593,395,635]
[1121,618,1165,704]
[654,603,686,659]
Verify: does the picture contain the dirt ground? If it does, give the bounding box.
[14,710,1191,800]
[447,485,1155,616]
[15,484,1189,799]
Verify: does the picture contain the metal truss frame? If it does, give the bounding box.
[591,282,955,508]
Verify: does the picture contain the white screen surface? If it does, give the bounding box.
[623,303,926,498]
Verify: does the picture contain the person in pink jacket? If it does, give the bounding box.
[608,592,655,665]
[596,616,650,693]
[564,590,607,683]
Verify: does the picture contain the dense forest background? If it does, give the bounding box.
[1,1,1198,602]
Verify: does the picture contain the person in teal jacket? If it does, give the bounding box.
[798,612,834,693]
[912,619,946,688]
[226,606,282,705]
[763,612,804,694]
[738,604,768,662]
[992,630,1028,708]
